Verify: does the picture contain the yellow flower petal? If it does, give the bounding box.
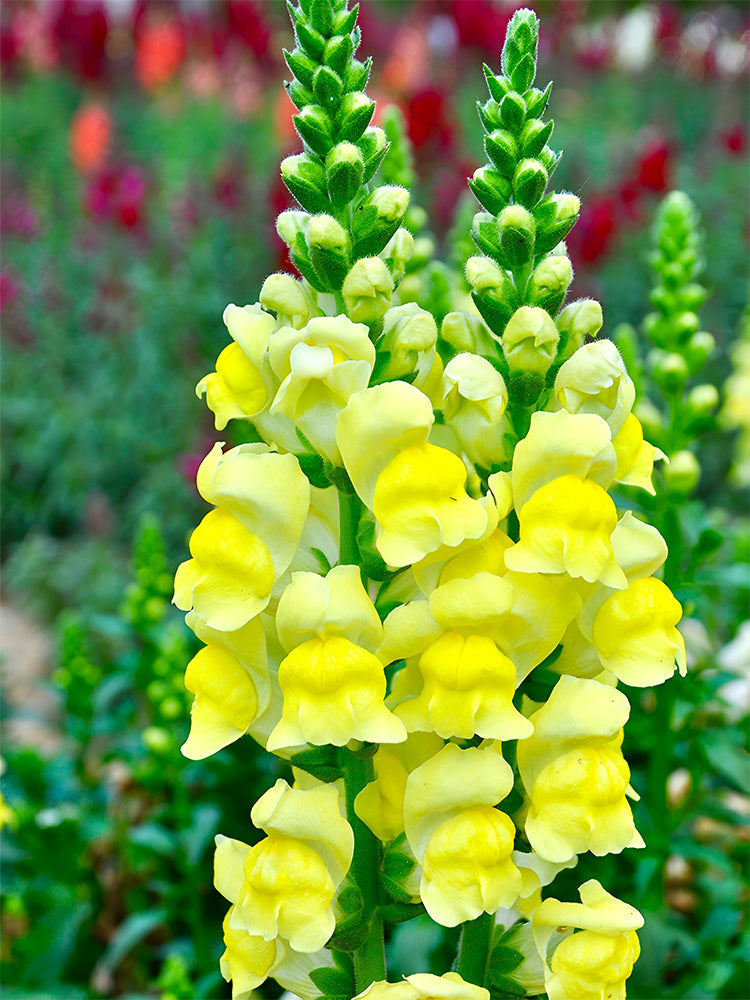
[553,340,635,437]
[505,475,627,589]
[267,635,406,750]
[613,413,666,494]
[182,644,259,760]
[592,577,686,686]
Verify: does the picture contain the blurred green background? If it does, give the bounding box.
[1,1,748,998]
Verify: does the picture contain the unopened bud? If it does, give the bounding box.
[513,157,548,208]
[324,142,364,206]
[498,204,536,269]
[555,298,603,360]
[468,166,512,216]
[353,185,410,258]
[484,129,518,178]
[466,256,518,335]
[342,257,393,322]
[281,153,330,214]
[293,104,334,158]
[471,211,502,258]
[276,210,310,248]
[312,64,344,106]
[520,117,554,158]
[526,254,573,314]
[499,90,525,131]
[308,214,351,290]
[358,126,388,182]
[503,305,559,374]
[687,383,719,415]
[651,351,689,394]
[381,228,414,284]
[336,91,375,143]
[664,449,700,497]
[441,311,496,355]
[260,273,312,329]
[686,331,715,372]
[534,192,580,254]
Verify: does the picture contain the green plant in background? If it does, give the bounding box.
[170,5,695,997]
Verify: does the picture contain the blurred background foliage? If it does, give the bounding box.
[0,1,748,998]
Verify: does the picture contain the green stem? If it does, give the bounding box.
[456,910,494,986]
[343,750,385,990]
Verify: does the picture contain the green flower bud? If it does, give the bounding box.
[343,257,393,322]
[526,253,572,314]
[294,19,326,60]
[313,63,344,106]
[343,57,372,93]
[276,209,310,248]
[642,311,673,349]
[511,52,536,93]
[556,298,603,361]
[441,311,496,354]
[483,63,510,103]
[499,91,526,132]
[663,449,700,497]
[484,129,518,177]
[680,282,707,312]
[686,383,719,415]
[381,228,414,285]
[525,81,552,118]
[468,166,512,215]
[281,153,330,214]
[352,185,410,258]
[308,213,351,289]
[325,142,365,206]
[283,47,317,89]
[323,33,353,75]
[336,91,375,143]
[285,78,315,111]
[471,211,502,257]
[503,305,559,374]
[333,5,358,35]
[533,192,580,254]
[520,117,554,157]
[674,311,700,341]
[294,104,335,158]
[686,331,715,371]
[143,726,173,755]
[477,98,501,132]
[260,273,312,329]
[466,255,518,335]
[498,204,536,269]
[308,0,334,36]
[651,350,689,394]
[358,126,388,182]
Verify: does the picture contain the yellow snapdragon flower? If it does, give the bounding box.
[442,353,511,469]
[337,382,492,566]
[173,446,310,630]
[552,340,636,437]
[403,743,523,925]
[532,879,643,1000]
[517,676,643,863]
[267,565,406,749]
[612,413,666,494]
[268,315,375,463]
[214,779,353,953]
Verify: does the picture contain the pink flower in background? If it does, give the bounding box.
[0,192,38,239]
[0,271,20,311]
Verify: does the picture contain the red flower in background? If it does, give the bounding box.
[85,164,147,230]
[720,125,747,156]
[446,0,513,57]
[226,0,272,65]
[569,194,619,265]
[69,101,112,175]
[635,137,672,193]
[405,88,455,152]
[51,0,108,82]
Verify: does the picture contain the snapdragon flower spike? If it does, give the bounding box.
[279,0,413,293]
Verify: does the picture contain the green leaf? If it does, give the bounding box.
[97,909,167,974]
[128,822,175,856]
[309,965,355,1000]
[290,744,341,782]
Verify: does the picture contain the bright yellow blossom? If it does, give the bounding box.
[552,340,635,437]
[612,413,665,493]
[354,972,490,999]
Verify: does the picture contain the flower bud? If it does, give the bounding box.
[554,340,635,437]
[293,104,335,158]
[312,64,344,106]
[441,311,496,355]
[525,81,553,117]
[556,298,603,361]
[513,157,548,208]
[276,209,309,248]
[358,125,388,182]
[353,185,410,258]
[484,129,518,178]
[664,449,700,497]
[534,192,580,254]
[283,46,317,89]
[686,331,715,372]
[477,98,501,132]
[325,142,365,206]
[336,91,375,142]
[498,204,536,269]
[308,214,351,289]
[526,253,573,314]
[520,116,554,157]
[260,273,312,329]
[499,90,526,131]
[323,32,354,74]
[381,228,414,285]
[503,305,558,375]
[342,257,393,322]
[281,153,329,214]
[465,255,518,335]
[686,383,719,415]
[651,350,688,394]
[471,211,502,257]
[468,165,512,215]
[343,56,371,92]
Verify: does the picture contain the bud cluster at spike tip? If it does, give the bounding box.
[170,5,687,997]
